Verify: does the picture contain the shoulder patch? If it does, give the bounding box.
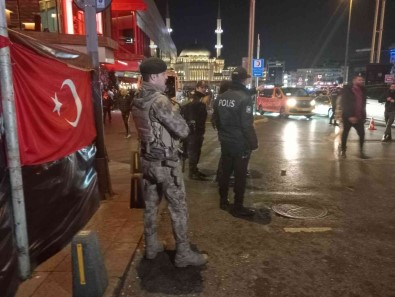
[246,106,252,113]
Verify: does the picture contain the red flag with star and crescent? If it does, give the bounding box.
[10,42,96,165]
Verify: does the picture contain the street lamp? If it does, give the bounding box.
[344,0,353,84]
[247,0,255,76]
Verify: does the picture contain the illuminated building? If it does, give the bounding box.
[5,0,177,82]
[172,43,225,87]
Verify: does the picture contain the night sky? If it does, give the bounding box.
[154,0,395,70]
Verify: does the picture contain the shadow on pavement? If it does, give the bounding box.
[136,247,206,295]
[224,205,272,225]
[247,169,263,179]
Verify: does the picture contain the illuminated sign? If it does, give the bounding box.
[390,49,395,64]
[252,59,264,77]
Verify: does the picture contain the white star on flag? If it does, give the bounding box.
[51,93,62,116]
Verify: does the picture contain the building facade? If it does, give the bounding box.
[288,67,344,88]
[266,60,285,86]
[5,0,177,82]
[172,43,225,88]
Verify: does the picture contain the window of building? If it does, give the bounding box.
[39,0,59,32]
[62,0,102,35]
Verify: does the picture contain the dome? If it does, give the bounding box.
[179,44,211,57]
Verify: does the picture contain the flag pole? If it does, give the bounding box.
[0,0,31,279]
[84,0,112,198]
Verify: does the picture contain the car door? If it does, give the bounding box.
[257,89,274,112]
[366,87,386,123]
[272,87,284,112]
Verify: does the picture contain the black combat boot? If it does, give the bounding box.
[382,134,392,143]
[196,168,208,178]
[219,197,230,210]
[232,197,254,217]
[231,206,255,217]
[189,163,207,181]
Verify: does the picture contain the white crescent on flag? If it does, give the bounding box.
[60,79,82,128]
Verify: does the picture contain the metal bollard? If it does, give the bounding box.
[71,230,108,297]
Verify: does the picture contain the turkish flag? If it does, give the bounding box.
[10,43,96,165]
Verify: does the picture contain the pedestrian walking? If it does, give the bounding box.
[102,91,113,124]
[212,67,258,217]
[181,81,208,180]
[118,88,133,138]
[380,83,395,142]
[339,75,368,159]
[131,57,208,267]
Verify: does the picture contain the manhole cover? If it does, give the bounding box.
[272,203,327,219]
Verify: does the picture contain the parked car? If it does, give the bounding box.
[365,85,388,123]
[256,87,315,118]
[313,94,333,117]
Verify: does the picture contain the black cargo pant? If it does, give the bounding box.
[187,133,204,168]
[121,110,131,135]
[384,111,395,137]
[341,119,365,152]
[103,107,111,123]
[218,146,250,207]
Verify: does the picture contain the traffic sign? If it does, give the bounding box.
[385,74,394,84]
[252,59,264,77]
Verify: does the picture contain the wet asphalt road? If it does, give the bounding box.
[117,113,395,297]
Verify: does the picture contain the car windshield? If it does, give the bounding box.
[282,88,309,97]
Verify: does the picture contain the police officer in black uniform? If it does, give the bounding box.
[181,81,208,180]
[212,67,258,217]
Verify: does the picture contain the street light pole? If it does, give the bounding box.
[376,0,386,63]
[344,0,353,84]
[370,0,380,63]
[247,0,255,76]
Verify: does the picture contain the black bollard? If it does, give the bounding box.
[71,230,108,297]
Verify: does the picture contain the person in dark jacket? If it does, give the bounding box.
[380,83,395,142]
[118,89,133,138]
[181,81,208,180]
[340,75,368,159]
[102,91,113,124]
[212,67,258,217]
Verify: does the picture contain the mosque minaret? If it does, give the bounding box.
[166,1,172,33]
[215,1,223,58]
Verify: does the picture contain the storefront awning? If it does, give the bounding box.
[112,0,147,11]
[102,59,141,72]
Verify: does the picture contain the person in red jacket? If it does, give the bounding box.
[339,75,368,159]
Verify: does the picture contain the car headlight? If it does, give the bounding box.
[310,100,316,106]
[287,98,297,107]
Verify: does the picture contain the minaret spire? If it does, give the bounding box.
[166,0,172,33]
[215,0,223,58]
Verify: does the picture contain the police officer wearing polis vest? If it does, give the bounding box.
[131,57,207,267]
[212,66,258,217]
